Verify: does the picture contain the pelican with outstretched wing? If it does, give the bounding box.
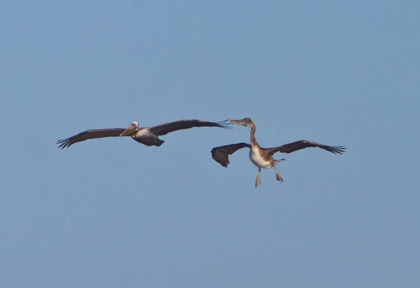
[211,118,346,187]
[57,119,231,149]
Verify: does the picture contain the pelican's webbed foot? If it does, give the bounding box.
[255,174,262,187]
[276,172,284,183]
[274,165,284,183]
[255,168,262,187]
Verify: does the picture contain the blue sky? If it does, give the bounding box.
[1,1,419,287]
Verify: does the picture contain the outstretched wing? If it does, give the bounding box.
[265,140,346,156]
[149,119,231,136]
[211,142,251,167]
[57,128,126,149]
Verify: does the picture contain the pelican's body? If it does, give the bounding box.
[128,126,164,146]
[57,119,230,149]
[211,118,346,187]
[249,147,272,169]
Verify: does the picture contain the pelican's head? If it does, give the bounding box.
[227,118,254,127]
[120,121,139,136]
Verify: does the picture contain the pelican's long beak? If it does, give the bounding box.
[226,118,251,127]
[120,124,137,136]
[227,119,241,125]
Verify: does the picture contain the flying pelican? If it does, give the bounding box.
[57,119,231,149]
[211,118,346,187]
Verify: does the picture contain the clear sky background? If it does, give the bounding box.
[1,1,419,287]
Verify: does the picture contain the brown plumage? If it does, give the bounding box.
[57,119,231,149]
[212,140,345,168]
[211,118,346,187]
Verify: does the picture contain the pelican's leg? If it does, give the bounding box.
[274,165,284,183]
[255,168,262,187]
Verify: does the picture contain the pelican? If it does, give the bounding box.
[211,118,346,187]
[57,119,231,149]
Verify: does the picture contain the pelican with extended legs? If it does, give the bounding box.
[211,118,346,187]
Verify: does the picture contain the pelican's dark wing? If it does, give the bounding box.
[57,128,126,149]
[149,119,231,136]
[211,142,251,167]
[265,140,346,156]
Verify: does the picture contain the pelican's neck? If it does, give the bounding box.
[131,127,140,137]
[249,122,259,147]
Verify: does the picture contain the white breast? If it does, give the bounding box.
[132,128,150,138]
[249,147,272,169]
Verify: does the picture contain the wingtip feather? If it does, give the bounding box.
[217,120,233,130]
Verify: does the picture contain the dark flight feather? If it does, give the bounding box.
[211,142,251,167]
[56,128,126,149]
[149,119,231,136]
